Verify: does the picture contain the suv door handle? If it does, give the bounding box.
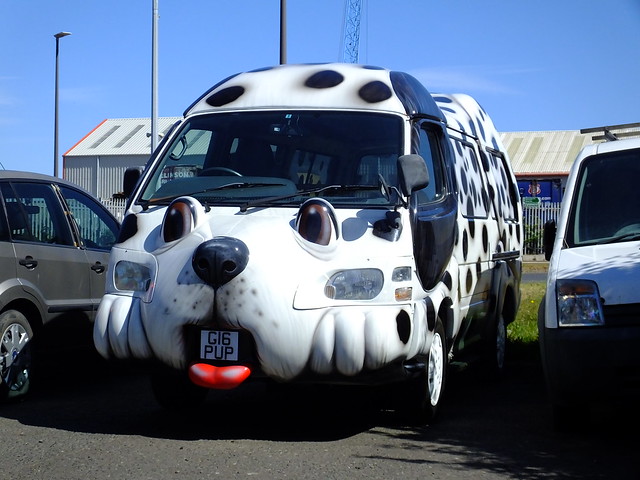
[19,256,38,270]
[91,262,106,274]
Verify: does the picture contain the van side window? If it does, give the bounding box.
[487,150,519,222]
[414,127,446,203]
[1,182,74,246]
[450,138,490,218]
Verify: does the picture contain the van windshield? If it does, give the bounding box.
[567,147,640,246]
[139,111,403,208]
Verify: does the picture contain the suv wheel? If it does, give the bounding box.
[0,310,33,401]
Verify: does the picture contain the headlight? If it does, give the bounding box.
[115,261,154,301]
[556,279,604,327]
[324,269,383,300]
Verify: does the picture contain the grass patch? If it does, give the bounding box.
[523,262,549,274]
[507,281,546,361]
[509,281,545,343]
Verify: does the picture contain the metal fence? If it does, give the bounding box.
[102,198,128,222]
[100,198,563,257]
[522,202,562,255]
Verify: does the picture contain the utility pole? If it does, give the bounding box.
[280,0,287,64]
[54,31,72,177]
[151,0,159,153]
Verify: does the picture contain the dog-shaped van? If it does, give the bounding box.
[94,64,522,422]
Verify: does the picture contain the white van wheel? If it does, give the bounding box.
[403,319,447,424]
[427,328,445,407]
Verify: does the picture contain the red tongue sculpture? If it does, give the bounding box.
[188,363,252,390]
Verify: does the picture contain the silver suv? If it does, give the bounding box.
[0,171,119,401]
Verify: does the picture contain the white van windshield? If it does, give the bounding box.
[568,147,640,246]
[139,111,404,208]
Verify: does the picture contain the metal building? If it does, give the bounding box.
[503,123,640,202]
[63,117,180,202]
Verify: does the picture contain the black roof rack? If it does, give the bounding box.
[580,122,640,141]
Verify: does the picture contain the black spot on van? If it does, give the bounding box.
[206,86,245,107]
[396,310,411,344]
[359,81,392,103]
[305,70,344,89]
[481,226,489,253]
[462,229,469,261]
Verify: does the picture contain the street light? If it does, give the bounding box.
[54,31,71,178]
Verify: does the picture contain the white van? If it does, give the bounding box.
[539,136,640,428]
[94,64,522,422]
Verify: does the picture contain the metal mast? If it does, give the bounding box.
[341,0,362,63]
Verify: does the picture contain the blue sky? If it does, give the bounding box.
[1,0,639,176]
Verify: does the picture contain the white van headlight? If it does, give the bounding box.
[324,269,383,300]
[556,279,604,327]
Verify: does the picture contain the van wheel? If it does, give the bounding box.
[0,310,33,401]
[151,366,208,411]
[403,319,447,424]
[487,313,507,377]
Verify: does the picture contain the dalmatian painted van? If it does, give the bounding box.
[94,63,522,422]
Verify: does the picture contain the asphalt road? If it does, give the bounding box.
[1,340,637,480]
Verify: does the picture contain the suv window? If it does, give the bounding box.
[1,182,74,246]
[59,186,119,250]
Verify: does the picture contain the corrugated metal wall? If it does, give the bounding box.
[64,154,149,201]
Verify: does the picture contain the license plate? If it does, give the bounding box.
[200,330,239,361]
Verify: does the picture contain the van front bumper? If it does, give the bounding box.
[539,324,640,406]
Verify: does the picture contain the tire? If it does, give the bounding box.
[403,318,447,424]
[0,310,34,401]
[486,312,507,378]
[151,366,208,411]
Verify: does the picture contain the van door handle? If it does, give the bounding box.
[91,262,106,274]
[19,256,38,270]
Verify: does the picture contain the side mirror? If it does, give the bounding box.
[543,219,557,261]
[123,166,144,198]
[397,154,429,196]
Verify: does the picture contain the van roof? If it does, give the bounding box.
[577,136,640,160]
[184,63,446,122]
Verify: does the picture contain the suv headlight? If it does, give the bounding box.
[556,279,604,327]
[324,269,383,300]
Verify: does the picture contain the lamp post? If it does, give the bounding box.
[151,0,159,153]
[54,31,71,178]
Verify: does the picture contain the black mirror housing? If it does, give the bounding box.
[398,154,429,196]
[543,219,557,261]
[123,166,144,198]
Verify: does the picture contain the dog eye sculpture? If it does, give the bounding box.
[94,64,522,423]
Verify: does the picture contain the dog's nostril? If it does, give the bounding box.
[222,260,236,273]
[197,258,210,270]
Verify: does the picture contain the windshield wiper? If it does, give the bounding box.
[140,182,286,210]
[600,232,640,244]
[239,184,381,212]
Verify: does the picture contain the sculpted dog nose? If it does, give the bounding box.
[192,237,249,287]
